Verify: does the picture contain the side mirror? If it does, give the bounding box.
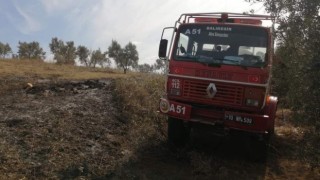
[158,39,168,58]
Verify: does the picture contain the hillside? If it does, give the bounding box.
[0,60,319,179]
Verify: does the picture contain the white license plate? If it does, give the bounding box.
[225,114,253,124]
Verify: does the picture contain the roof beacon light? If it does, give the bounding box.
[221,13,228,22]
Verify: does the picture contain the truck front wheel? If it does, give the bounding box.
[167,117,189,148]
[247,135,269,162]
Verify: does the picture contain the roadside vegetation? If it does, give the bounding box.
[113,74,167,149]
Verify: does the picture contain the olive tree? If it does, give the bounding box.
[91,49,110,68]
[0,42,12,58]
[17,41,46,60]
[76,45,90,66]
[108,40,139,73]
[137,63,154,73]
[153,59,166,74]
[246,0,320,125]
[49,37,76,65]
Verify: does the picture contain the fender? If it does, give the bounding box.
[264,96,278,134]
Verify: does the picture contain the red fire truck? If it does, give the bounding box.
[158,12,278,160]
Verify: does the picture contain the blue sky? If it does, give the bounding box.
[0,0,266,65]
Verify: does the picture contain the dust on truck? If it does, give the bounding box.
[158,12,278,160]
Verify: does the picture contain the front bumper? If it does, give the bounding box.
[159,98,270,134]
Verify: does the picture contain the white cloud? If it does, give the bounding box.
[84,1,183,63]
[39,0,77,14]
[132,41,143,45]
[12,2,42,34]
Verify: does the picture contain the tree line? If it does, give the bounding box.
[0,38,165,74]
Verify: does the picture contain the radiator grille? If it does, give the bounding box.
[182,79,244,106]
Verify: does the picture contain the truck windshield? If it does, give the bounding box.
[173,24,268,68]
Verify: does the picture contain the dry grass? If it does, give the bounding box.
[113,73,167,151]
[0,59,127,80]
[0,59,131,96]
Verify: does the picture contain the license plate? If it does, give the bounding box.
[167,101,191,120]
[225,113,253,125]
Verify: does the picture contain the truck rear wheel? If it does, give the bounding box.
[167,117,189,148]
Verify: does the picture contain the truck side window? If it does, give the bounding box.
[177,34,189,56]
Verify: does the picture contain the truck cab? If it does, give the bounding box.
[158,12,278,161]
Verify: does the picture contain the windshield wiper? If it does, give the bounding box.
[220,58,249,70]
[207,62,221,67]
[176,55,195,60]
[239,64,248,70]
[175,55,222,67]
[194,58,222,67]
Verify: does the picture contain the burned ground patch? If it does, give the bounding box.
[0,79,129,179]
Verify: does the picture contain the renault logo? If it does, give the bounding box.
[206,83,217,98]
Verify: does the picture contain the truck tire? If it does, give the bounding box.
[167,117,189,148]
[247,136,269,162]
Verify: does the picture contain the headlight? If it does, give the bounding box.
[246,99,259,107]
[159,98,170,113]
